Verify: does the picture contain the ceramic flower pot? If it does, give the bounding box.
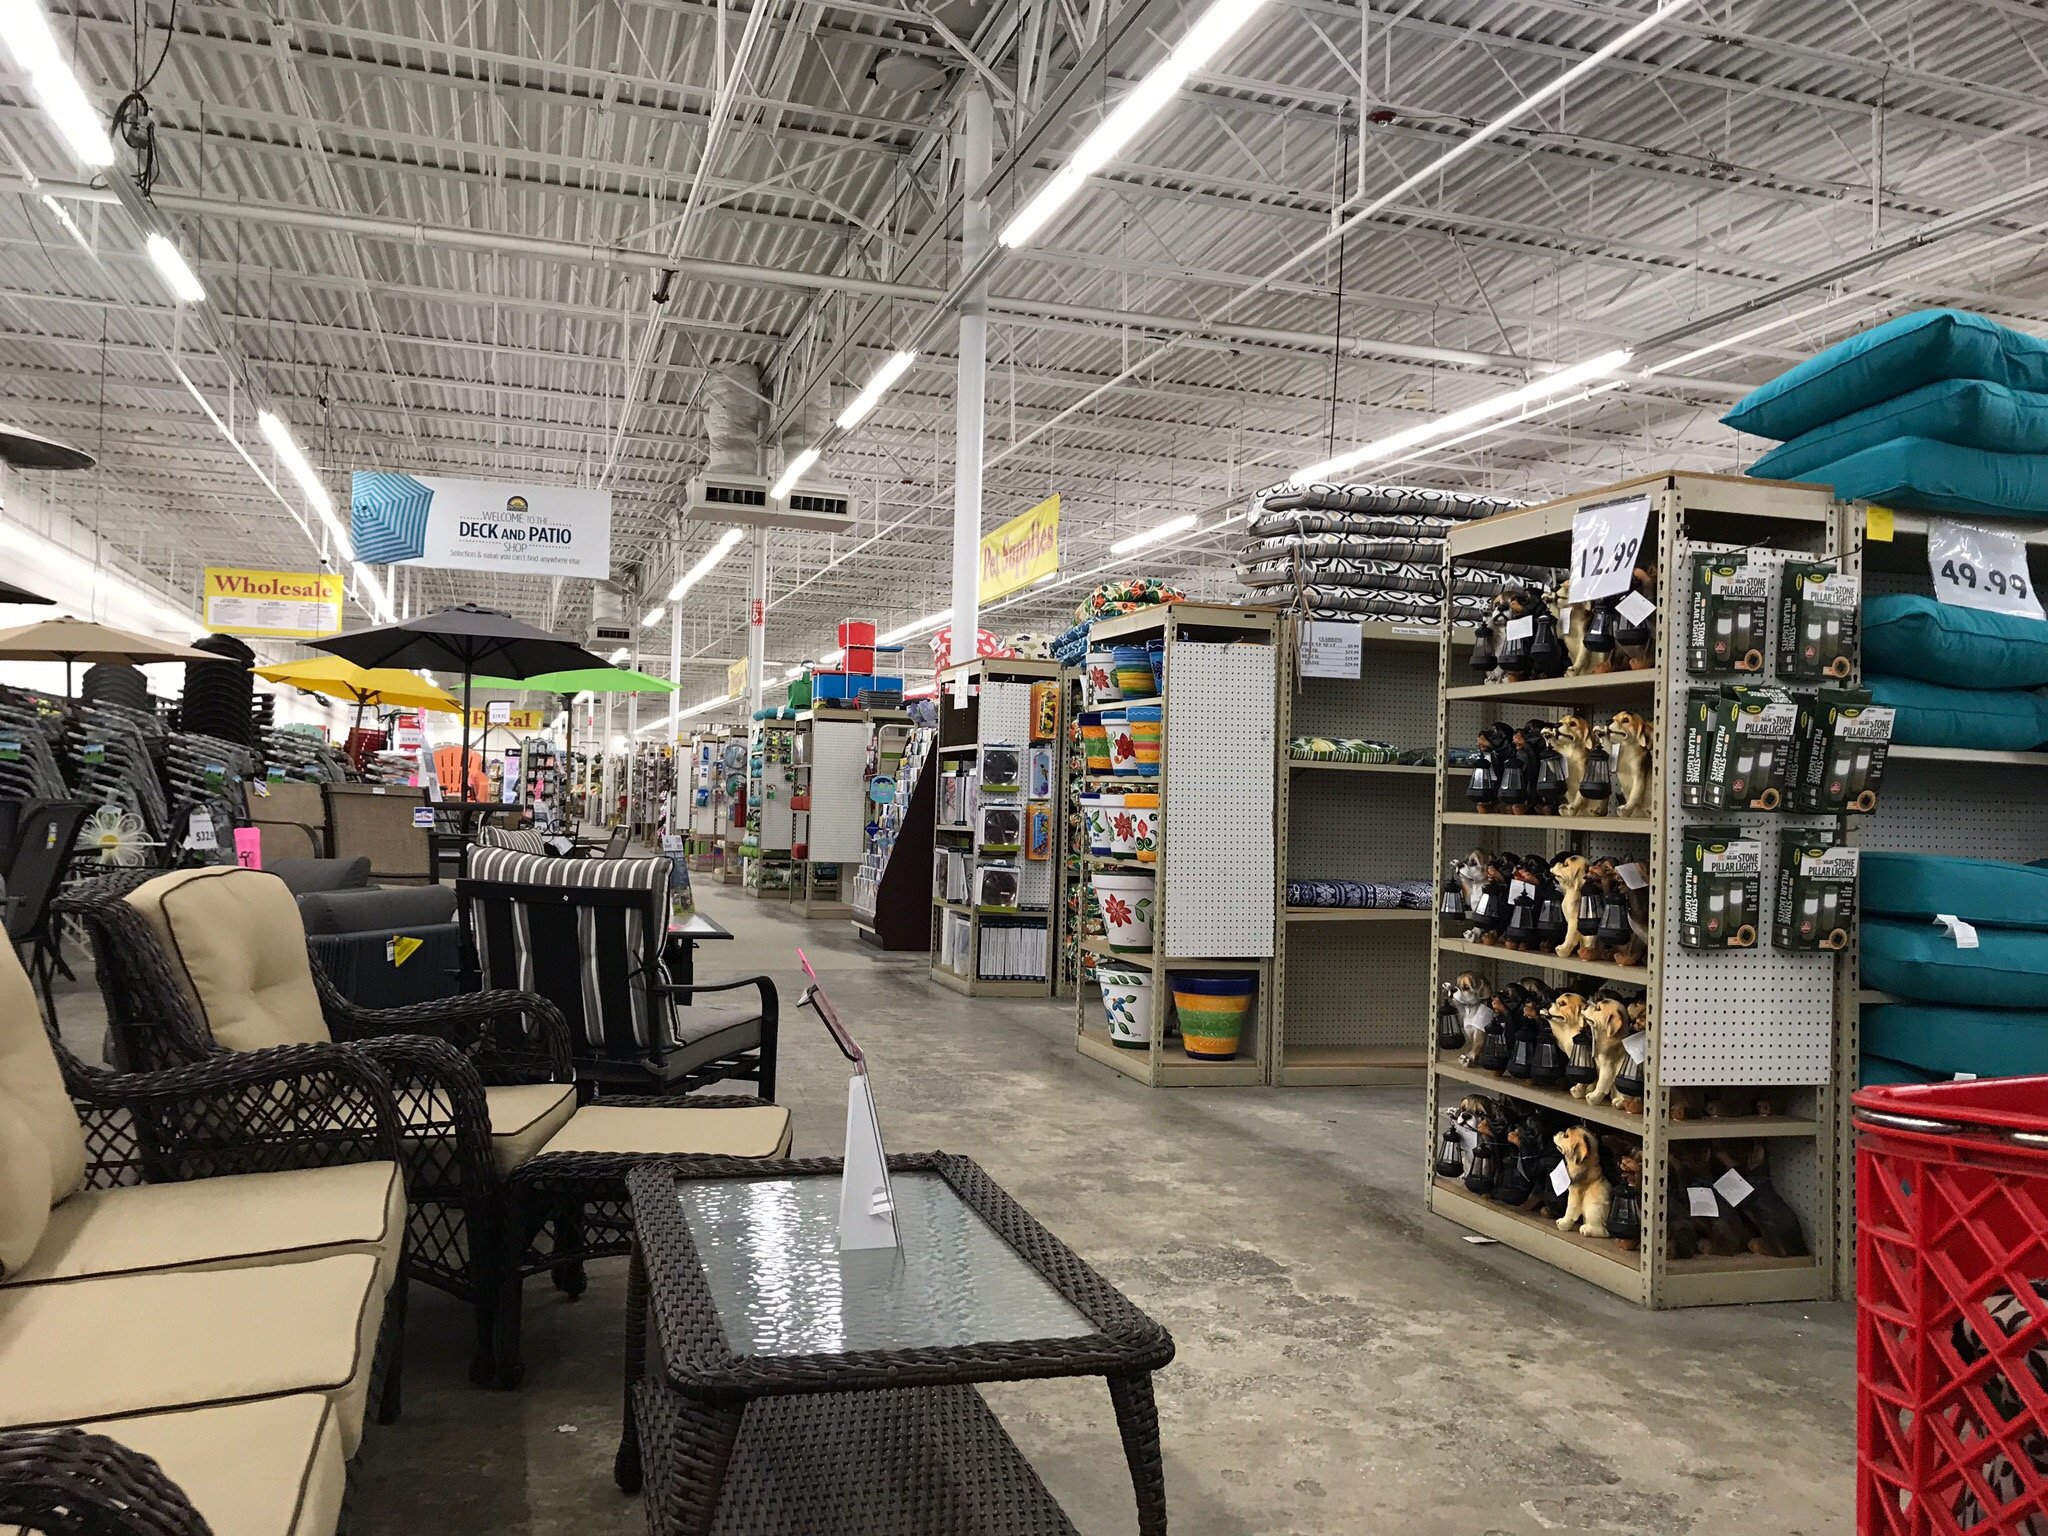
[1111,645,1155,699]
[1101,708,1137,776]
[1122,791,1159,862]
[1098,966,1152,1048]
[1106,799,1141,857]
[1090,870,1155,953]
[1171,973,1256,1060]
[1079,711,1112,774]
[1123,704,1162,776]
[1084,649,1118,705]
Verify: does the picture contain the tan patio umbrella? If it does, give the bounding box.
[0,616,216,696]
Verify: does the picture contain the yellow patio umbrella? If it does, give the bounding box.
[253,656,462,750]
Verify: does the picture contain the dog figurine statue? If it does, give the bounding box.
[1578,995,1632,1107]
[1553,1126,1612,1239]
[1451,971,1493,1067]
[1550,853,1589,962]
[1553,583,1595,677]
[1606,711,1655,819]
[1546,713,1596,814]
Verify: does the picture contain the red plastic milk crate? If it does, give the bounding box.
[1857,1076,2048,1534]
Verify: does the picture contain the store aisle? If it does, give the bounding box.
[354,879,1853,1535]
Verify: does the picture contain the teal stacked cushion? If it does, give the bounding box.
[1860,1054,1944,1088]
[1864,851,2048,928]
[1868,673,2048,751]
[1863,1003,2048,1078]
[1861,918,2048,1008]
[1865,595,2048,689]
[1725,309,2048,441]
[1771,437,2048,519]
[1750,379,2048,480]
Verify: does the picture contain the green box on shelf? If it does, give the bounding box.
[1789,684,1893,814]
[1776,559,1860,682]
[1684,685,1796,811]
[1774,827,1857,952]
[1685,551,1767,674]
[1679,824,1761,950]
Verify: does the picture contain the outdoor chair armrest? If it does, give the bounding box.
[314,967,575,1084]
[650,973,778,1099]
[0,1427,213,1536]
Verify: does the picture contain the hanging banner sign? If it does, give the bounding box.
[351,471,612,579]
[728,658,750,698]
[468,707,545,732]
[979,493,1060,602]
[201,567,344,639]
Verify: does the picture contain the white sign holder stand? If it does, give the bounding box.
[798,949,900,1251]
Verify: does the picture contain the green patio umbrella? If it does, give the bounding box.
[473,666,676,819]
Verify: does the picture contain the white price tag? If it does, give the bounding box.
[1549,1161,1572,1196]
[185,808,218,851]
[1616,861,1649,890]
[1935,913,1981,950]
[1504,615,1535,642]
[1300,620,1363,679]
[250,779,270,798]
[1954,1071,1979,1081]
[1622,1030,1650,1064]
[1713,1167,1755,1207]
[1687,1187,1719,1218]
[487,700,512,725]
[1570,493,1652,603]
[1616,590,1657,626]
[1928,517,2045,620]
[412,806,437,829]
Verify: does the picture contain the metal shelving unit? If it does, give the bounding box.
[1272,617,1452,1086]
[742,717,797,899]
[1073,602,1277,1087]
[1426,471,1849,1308]
[791,705,870,917]
[929,656,1064,998]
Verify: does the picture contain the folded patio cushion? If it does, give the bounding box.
[267,857,372,896]
[295,883,457,935]
[1859,917,2048,1008]
[537,1103,792,1160]
[1862,851,2048,930]
[0,1100,49,1277]
[1724,309,2048,440]
[5,1162,405,1297]
[1868,673,2048,751]
[58,1396,347,1536]
[1749,378,2048,479]
[1864,593,2048,690]
[0,942,85,1207]
[125,869,329,1052]
[1862,1002,2048,1079]
[0,1254,383,1455]
[1770,437,2048,519]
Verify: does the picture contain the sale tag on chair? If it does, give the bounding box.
[1928,518,2045,620]
[1569,494,1651,604]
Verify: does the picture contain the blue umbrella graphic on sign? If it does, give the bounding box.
[351,471,433,564]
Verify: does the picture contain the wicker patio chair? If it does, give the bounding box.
[457,846,778,1098]
[0,1425,213,1536]
[322,783,433,886]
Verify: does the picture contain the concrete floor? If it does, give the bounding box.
[66,879,1857,1534]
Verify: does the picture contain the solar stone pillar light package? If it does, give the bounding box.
[1680,825,1761,950]
[1687,551,1768,673]
[1777,560,1861,681]
[1714,686,1800,811]
[1775,829,1857,952]
[1791,685,1894,814]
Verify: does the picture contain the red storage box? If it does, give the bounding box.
[1856,1076,2048,1534]
[837,619,876,647]
[843,644,876,674]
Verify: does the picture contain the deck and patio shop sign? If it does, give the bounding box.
[350,472,612,579]
[979,493,1060,602]
[202,567,344,639]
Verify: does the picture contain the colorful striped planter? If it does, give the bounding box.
[1124,704,1161,776]
[1079,711,1113,774]
[1111,645,1156,698]
[1171,973,1256,1060]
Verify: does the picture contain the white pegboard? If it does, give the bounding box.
[981,682,1033,746]
[805,717,870,862]
[1656,542,1835,1087]
[1163,640,1277,959]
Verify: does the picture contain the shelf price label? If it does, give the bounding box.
[1300,619,1362,679]
[1569,494,1651,604]
[1927,517,2044,620]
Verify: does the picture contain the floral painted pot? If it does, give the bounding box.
[1122,792,1159,862]
[1102,709,1138,776]
[1099,967,1152,1049]
[1080,792,1116,856]
[1107,800,1139,857]
[1111,645,1156,699]
[1124,704,1162,776]
[1090,870,1155,953]
[1171,973,1256,1060]
[1084,650,1118,705]
[1079,711,1112,774]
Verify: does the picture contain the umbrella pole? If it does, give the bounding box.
[460,666,474,805]
[350,690,368,767]
[560,692,574,829]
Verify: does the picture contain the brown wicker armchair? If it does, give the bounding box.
[56,869,573,1386]
[0,1426,213,1536]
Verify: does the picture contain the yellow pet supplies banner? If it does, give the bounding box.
[979,493,1060,602]
[202,567,344,639]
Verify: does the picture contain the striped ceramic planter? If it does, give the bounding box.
[1171,973,1256,1060]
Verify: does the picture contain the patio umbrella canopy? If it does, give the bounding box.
[0,616,217,695]
[255,656,463,762]
[474,667,676,819]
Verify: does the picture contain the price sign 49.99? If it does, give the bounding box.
[1569,494,1652,604]
[1927,517,2045,622]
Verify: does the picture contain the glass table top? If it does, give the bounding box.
[674,1172,1094,1357]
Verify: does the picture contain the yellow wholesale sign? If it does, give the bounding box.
[468,707,546,732]
[979,493,1060,602]
[727,658,749,699]
[202,567,344,639]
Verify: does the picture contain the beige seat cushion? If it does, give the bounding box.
[0,1254,382,1456]
[0,1099,50,1277]
[538,1103,793,1160]
[12,1396,348,1536]
[125,869,330,1052]
[483,1083,580,1176]
[0,942,86,1206]
[6,1162,405,1299]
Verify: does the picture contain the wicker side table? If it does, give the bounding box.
[616,1153,1175,1535]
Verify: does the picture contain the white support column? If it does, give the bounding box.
[950,84,993,661]
[747,529,768,715]
[668,602,684,747]
[602,693,614,825]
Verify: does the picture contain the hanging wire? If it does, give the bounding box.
[1325,119,1353,459]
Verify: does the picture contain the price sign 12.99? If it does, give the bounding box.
[1569,494,1652,604]
[1927,517,2045,622]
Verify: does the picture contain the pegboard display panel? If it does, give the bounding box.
[1287,638,1442,751]
[1281,922,1433,1051]
[980,682,1033,747]
[1163,640,1277,959]
[1657,542,1835,1088]
[1862,758,2048,855]
[805,717,870,862]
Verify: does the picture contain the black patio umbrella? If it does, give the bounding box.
[311,604,607,798]
[0,580,54,605]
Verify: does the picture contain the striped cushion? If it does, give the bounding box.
[463,847,670,1055]
[477,825,550,854]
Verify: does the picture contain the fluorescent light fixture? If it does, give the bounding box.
[1110,513,1197,555]
[665,528,745,601]
[641,605,666,628]
[255,410,340,524]
[144,232,206,304]
[638,692,732,731]
[781,666,803,682]
[577,691,595,704]
[836,350,917,431]
[819,647,844,666]
[878,608,952,646]
[998,0,1268,249]
[349,562,391,620]
[38,194,87,249]
[0,0,115,167]
[769,448,820,500]
[608,647,629,664]
[1295,349,1633,484]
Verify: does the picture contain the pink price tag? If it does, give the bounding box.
[232,826,263,870]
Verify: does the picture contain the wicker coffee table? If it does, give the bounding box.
[614,1153,1175,1534]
